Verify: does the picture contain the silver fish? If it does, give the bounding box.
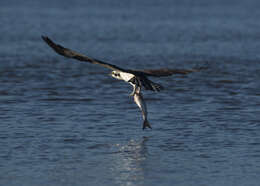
[133,86,152,130]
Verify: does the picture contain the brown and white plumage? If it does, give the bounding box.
[42,36,204,129]
[42,36,203,92]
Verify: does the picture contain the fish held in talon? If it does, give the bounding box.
[42,36,205,129]
[133,86,152,130]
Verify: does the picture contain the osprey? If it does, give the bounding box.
[42,36,203,129]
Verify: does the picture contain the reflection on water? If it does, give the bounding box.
[1,0,260,186]
[110,137,149,186]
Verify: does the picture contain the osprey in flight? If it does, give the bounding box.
[42,36,203,129]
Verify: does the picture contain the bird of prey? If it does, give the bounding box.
[42,36,203,129]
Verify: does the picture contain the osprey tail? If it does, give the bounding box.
[139,77,163,92]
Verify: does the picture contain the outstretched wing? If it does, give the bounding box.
[42,36,125,72]
[136,67,207,77]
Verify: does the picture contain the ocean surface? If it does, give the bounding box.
[1,0,260,185]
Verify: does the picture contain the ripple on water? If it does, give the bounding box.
[1,1,260,186]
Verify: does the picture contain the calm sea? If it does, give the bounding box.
[0,0,260,185]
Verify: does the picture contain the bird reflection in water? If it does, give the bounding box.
[109,136,150,185]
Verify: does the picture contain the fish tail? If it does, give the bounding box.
[143,119,152,130]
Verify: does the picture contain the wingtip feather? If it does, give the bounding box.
[41,35,48,41]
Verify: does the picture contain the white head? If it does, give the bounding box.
[110,71,123,80]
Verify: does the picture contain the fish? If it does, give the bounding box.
[133,85,152,130]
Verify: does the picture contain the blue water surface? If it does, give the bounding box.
[0,0,260,185]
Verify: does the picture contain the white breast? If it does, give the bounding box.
[119,72,135,82]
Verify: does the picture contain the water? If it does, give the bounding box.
[1,0,260,185]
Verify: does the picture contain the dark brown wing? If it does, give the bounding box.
[136,67,206,77]
[42,36,126,72]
